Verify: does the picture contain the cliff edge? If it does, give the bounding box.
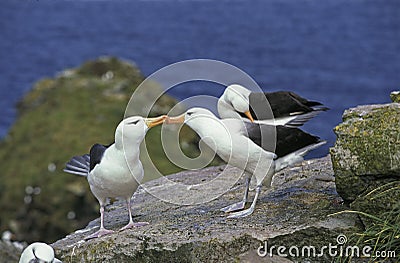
[52,156,360,262]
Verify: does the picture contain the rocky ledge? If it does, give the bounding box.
[330,97,400,224]
[52,156,360,263]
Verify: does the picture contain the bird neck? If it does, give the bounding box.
[217,98,239,119]
[114,131,144,158]
[187,115,229,139]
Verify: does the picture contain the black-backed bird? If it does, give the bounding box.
[19,242,62,263]
[64,115,166,239]
[218,84,328,127]
[166,108,325,218]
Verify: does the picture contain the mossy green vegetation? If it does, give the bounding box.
[334,203,399,262]
[350,182,400,227]
[390,91,400,103]
[0,57,219,243]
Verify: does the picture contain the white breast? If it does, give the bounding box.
[88,145,143,201]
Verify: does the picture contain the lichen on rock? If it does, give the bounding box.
[390,91,400,103]
[330,101,400,224]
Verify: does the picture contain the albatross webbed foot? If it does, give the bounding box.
[226,206,255,219]
[119,221,149,232]
[85,228,114,240]
[227,185,262,219]
[220,201,246,213]
[221,174,251,213]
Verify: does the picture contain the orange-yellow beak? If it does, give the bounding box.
[244,111,255,122]
[165,113,185,124]
[144,115,167,128]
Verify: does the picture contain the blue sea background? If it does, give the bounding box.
[1,0,399,158]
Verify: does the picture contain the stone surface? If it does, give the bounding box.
[52,156,361,262]
[330,103,400,227]
[0,240,23,263]
[390,91,400,103]
[330,103,400,202]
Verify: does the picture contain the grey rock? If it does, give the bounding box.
[330,103,400,225]
[52,156,360,262]
[330,103,400,201]
[0,240,24,263]
[390,91,400,103]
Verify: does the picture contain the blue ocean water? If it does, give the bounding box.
[1,0,399,158]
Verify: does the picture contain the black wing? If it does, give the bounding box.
[89,144,109,171]
[247,91,326,120]
[245,122,321,158]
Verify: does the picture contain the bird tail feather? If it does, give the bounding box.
[285,107,329,127]
[64,154,90,177]
[275,141,326,171]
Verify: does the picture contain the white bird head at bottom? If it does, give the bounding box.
[19,242,62,263]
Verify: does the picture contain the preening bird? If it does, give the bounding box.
[166,108,325,218]
[218,84,328,127]
[64,115,166,239]
[19,242,62,263]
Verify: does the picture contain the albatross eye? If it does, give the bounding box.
[187,112,193,116]
[127,120,140,125]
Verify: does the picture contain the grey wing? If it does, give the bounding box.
[64,154,90,176]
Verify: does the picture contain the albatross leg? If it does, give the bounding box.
[227,185,261,219]
[119,198,149,232]
[85,205,114,240]
[220,174,251,213]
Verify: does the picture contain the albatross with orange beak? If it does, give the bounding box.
[166,108,325,218]
[218,84,328,127]
[64,115,166,239]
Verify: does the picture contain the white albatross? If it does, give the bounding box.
[218,84,328,127]
[166,108,325,218]
[19,242,62,263]
[64,115,166,239]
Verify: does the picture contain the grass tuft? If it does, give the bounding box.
[333,184,399,262]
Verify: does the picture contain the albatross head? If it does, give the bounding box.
[115,115,166,146]
[220,84,254,122]
[166,108,224,137]
[19,242,62,263]
[166,107,217,125]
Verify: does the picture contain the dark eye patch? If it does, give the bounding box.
[187,112,193,116]
[30,249,40,263]
[30,247,54,263]
[127,120,140,125]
